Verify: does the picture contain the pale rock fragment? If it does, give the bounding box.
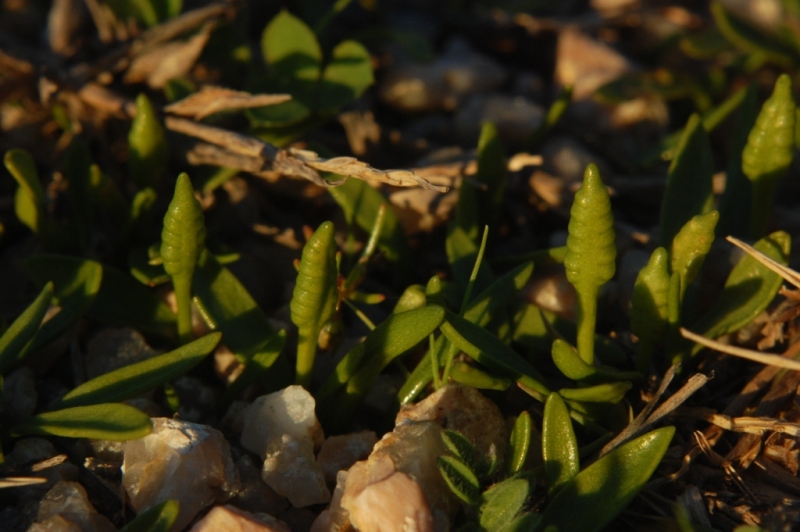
[30,481,115,532]
[317,431,377,484]
[188,505,290,532]
[310,471,349,532]
[261,435,330,508]
[122,418,240,532]
[396,384,507,468]
[341,421,454,532]
[241,385,324,459]
[555,27,632,101]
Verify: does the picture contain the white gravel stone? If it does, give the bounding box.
[122,418,240,532]
[241,385,324,459]
[188,505,291,532]
[261,435,330,508]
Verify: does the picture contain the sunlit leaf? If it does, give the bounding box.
[542,393,579,494]
[119,500,179,532]
[0,282,53,374]
[12,404,153,441]
[54,333,221,408]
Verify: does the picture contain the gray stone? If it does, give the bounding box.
[261,435,330,508]
[32,481,115,532]
[1,367,37,422]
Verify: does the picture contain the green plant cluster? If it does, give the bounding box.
[1,4,797,530]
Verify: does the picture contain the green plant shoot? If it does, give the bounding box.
[670,210,719,300]
[291,221,339,388]
[741,73,796,238]
[630,248,670,372]
[161,173,206,344]
[5,149,45,235]
[542,392,579,494]
[128,93,168,188]
[564,164,616,364]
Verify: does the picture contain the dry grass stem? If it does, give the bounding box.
[165,87,292,120]
[681,328,800,371]
[727,235,800,289]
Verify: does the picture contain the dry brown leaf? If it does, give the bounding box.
[165,87,291,120]
[124,22,214,88]
[289,148,449,192]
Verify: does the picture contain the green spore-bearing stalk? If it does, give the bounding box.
[291,221,339,389]
[742,73,796,238]
[564,164,616,365]
[128,94,168,189]
[161,173,206,345]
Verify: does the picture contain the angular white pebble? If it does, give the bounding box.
[241,385,324,459]
[188,505,290,532]
[261,435,330,508]
[317,431,377,484]
[122,418,240,532]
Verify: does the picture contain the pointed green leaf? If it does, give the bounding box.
[24,255,176,339]
[693,231,790,342]
[480,478,530,532]
[551,339,641,384]
[659,114,713,248]
[128,94,168,188]
[543,393,579,494]
[565,164,616,364]
[319,40,374,113]
[443,429,480,468]
[447,224,495,295]
[0,282,53,374]
[292,221,339,387]
[671,211,719,298]
[262,10,321,82]
[631,247,670,372]
[558,381,631,403]
[119,500,179,532]
[54,333,221,409]
[5,149,45,234]
[537,426,675,532]
[12,404,153,441]
[438,455,481,506]
[507,411,532,476]
[742,74,796,238]
[449,361,511,391]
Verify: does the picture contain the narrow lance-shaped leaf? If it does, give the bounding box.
[0,282,53,374]
[542,393,580,494]
[4,149,45,234]
[659,114,713,248]
[161,173,206,344]
[119,500,179,532]
[741,73,796,238]
[536,426,675,532]
[129,93,168,188]
[564,164,616,364]
[558,381,631,403]
[692,231,791,345]
[551,339,641,384]
[292,221,339,388]
[480,478,531,532]
[54,333,221,409]
[507,411,532,475]
[670,210,719,299]
[11,404,153,441]
[630,247,670,372]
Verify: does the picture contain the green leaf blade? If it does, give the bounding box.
[319,40,374,113]
[480,478,531,532]
[507,411,532,476]
[5,148,45,234]
[12,404,153,441]
[55,333,221,409]
[542,393,580,494]
[538,426,675,532]
[0,282,54,374]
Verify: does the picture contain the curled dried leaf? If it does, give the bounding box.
[165,87,292,120]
